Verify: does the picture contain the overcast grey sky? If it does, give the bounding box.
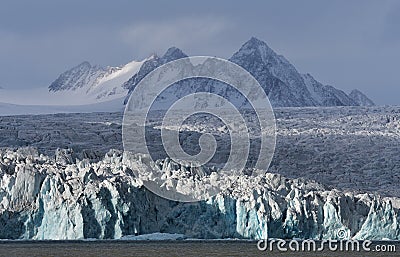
[0,0,399,105]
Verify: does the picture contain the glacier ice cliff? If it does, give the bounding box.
[0,147,399,240]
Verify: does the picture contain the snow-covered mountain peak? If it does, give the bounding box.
[162,47,188,62]
[122,47,189,104]
[49,61,109,92]
[235,37,283,65]
[75,61,91,69]
[230,37,317,106]
[228,37,374,107]
[47,58,146,103]
[34,37,375,109]
[241,37,292,67]
[232,37,301,79]
[349,89,375,106]
[243,36,272,51]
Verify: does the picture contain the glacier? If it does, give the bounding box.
[0,106,398,240]
[0,147,399,240]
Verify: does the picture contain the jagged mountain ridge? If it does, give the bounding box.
[349,89,375,107]
[49,37,375,107]
[49,61,111,92]
[229,37,364,107]
[122,47,188,105]
[49,59,145,102]
[229,37,318,107]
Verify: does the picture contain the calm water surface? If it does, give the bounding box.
[0,240,398,257]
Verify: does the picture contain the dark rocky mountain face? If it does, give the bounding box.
[229,37,318,107]
[229,37,363,107]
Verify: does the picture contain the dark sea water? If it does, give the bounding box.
[0,240,398,257]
